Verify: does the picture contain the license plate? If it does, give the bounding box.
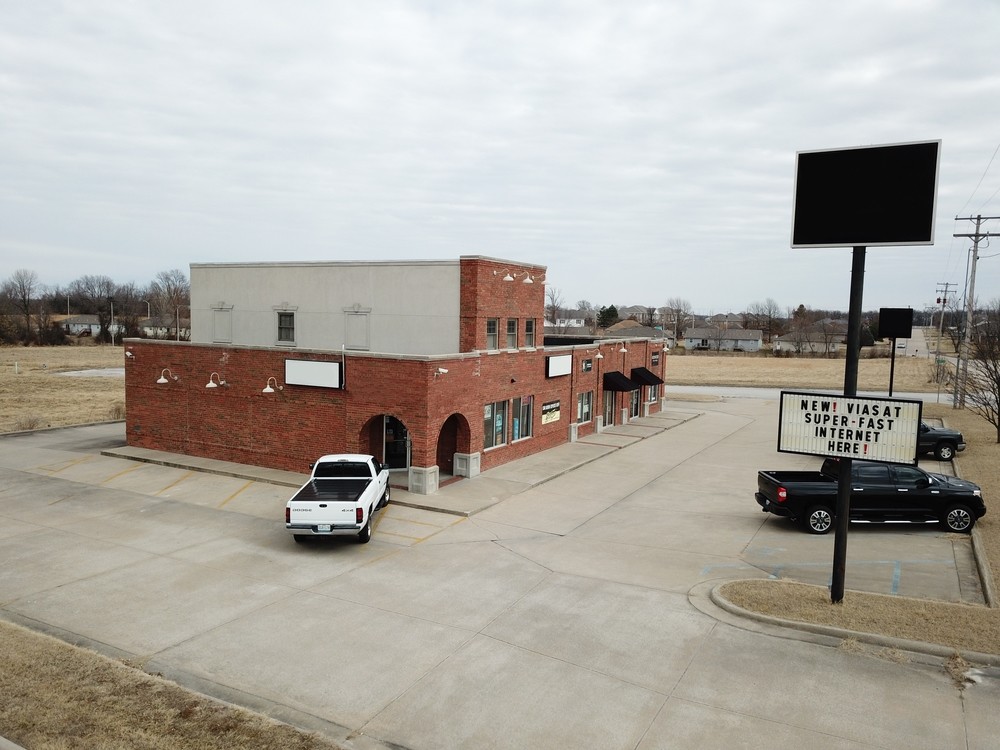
[316,524,332,532]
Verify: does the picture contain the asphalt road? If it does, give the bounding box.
[1,398,998,749]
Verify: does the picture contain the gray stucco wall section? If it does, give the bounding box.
[190,260,462,355]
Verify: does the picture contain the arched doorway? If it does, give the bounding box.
[437,413,472,479]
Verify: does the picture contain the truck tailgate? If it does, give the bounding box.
[287,479,371,528]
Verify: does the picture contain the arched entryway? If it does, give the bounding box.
[437,412,475,479]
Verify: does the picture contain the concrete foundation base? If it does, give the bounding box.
[408,465,439,495]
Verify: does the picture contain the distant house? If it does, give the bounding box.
[141,315,191,340]
[63,315,102,337]
[774,331,841,354]
[706,313,744,329]
[618,305,653,322]
[546,309,588,329]
[605,320,674,347]
[683,327,763,352]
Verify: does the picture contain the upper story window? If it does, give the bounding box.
[486,318,499,350]
[273,303,298,346]
[525,319,535,348]
[506,318,517,349]
[277,312,295,344]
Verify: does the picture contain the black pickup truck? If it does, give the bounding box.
[756,458,986,534]
[918,421,966,461]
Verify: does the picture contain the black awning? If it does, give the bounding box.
[603,371,640,392]
[631,366,664,386]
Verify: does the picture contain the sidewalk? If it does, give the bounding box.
[102,409,703,517]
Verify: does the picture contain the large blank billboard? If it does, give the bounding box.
[791,140,940,248]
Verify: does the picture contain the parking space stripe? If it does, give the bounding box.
[154,471,195,496]
[218,480,254,508]
[100,463,146,484]
[34,455,96,473]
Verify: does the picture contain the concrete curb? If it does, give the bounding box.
[950,449,997,609]
[972,526,997,608]
[701,581,1000,668]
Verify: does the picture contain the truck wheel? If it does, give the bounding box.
[379,485,390,509]
[293,534,308,544]
[934,442,956,461]
[942,504,974,533]
[357,510,373,543]
[804,505,833,535]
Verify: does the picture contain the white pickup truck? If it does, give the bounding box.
[285,454,390,544]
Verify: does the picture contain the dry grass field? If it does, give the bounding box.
[0,343,125,433]
[666,350,942,393]
[0,344,997,747]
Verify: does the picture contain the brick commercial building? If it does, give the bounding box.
[124,256,666,494]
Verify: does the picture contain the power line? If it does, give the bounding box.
[957,142,1000,216]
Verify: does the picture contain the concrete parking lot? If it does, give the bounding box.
[1,396,998,749]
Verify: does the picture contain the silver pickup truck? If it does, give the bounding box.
[285,454,390,544]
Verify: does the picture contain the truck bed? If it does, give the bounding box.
[757,470,832,485]
[291,478,371,504]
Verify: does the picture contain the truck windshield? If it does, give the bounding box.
[314,462,369,478]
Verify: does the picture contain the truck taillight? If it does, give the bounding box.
[285,507,290,523]
[356,507,364,524]
[777,487,787,503]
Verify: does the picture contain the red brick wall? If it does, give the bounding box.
[125,337,665,476]
[459,257,545,352]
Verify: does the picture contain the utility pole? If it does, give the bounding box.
[953,215,1000,407]
[934,282,954,403]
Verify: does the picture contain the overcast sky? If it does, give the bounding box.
[2,1,999,315]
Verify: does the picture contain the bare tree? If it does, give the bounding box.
[665,297,692,319]
[69,275,116,343]
[149,269,190,328]
[2,268,41,342]
[113,282,146,339]
[664,297,693,341]
[546,287,565,329]
[744,298,784,343]
[962,299,1000,443]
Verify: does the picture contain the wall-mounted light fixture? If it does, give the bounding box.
[494,269,542,283]
[205,372,227,389]
[156,368,178,384]
[522,273,544,284]
[262,376,283,394]
[585,348,604,360]
[618,345,628,354]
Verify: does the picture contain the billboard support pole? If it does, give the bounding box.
[888,339,897,397]
[831,246,866,604]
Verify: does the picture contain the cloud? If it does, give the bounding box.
[1,0,998,313]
